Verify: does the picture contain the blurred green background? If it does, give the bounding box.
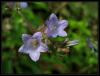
[2,2,98,74]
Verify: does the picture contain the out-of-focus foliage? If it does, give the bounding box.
[2,2,98,74]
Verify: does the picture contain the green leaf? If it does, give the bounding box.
[2,60,13,74]
[33,2,48,10]
[49,36,67,42]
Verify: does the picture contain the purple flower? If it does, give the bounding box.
[20,2,28,8]
[19,32,48,62]
[45,13,68,38]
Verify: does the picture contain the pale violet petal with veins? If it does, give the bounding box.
[58,20,68,29]
[37,43,48,52]
[49,13,58,25]
[57,29,67,37]
[32,32,42,41]
[22,34,31,43]
[29,51,40,62]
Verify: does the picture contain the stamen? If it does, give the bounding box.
[51,25,56,31]
[31,39,39,48]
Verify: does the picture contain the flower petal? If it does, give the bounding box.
[46,13,58,27]
[32,32,42,40]
[45,20,52,31]
[50,33,58,38]
[58,20,68,29]
[18,43,35,54]
[19,45,24,52]
[45,27,58,38]
[18,45,29,54]
[49,13,58,23]
[29,51,40,62]
[22,34,31,43]
[58,30,67,37]
[37,43,48,52]
[47,32,57,38]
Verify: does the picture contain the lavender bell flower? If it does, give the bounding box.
[45,13,68,38]
[20,2,28,8]
[19,32,48,62]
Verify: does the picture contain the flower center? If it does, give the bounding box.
[31,39,39,48]
[51,25,57,31]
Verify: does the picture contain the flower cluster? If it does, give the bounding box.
[19,13,78,62]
